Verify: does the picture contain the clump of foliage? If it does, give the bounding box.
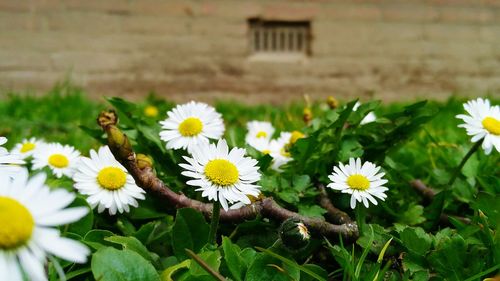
[0,83,498,281]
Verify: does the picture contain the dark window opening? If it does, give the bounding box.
[248,18,311,56]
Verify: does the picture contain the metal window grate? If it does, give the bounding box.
[248,18,311,55]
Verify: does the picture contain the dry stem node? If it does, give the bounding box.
[97,110,359,241]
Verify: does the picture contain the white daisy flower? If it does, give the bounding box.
[0,137,25,177]
[32,143,80,178]
[353,102,377,125]
[269,139,292,172]
[159,101,225,152]
[456,98,500,155]
[0,170,89,281]
[11,137,46,159]
[0,136,7,154]
[180,139,261,211]
[245,121,275,149]
[327,158,388,209]
[73,146,146,215]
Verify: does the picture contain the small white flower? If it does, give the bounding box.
[0,137,25,177]
[180,139,261,211]
[32,143,80,178]
[11,137,46,159]
[245,121,275,149]
[456,98,500,155]
[268,132,293,172]
[353,102,377,124]
[0,170,90,281]
[73,146,146,215]
[328,158,388,209]
[159,101,225,152]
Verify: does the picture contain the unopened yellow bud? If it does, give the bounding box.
[327,96,339,109]
[136,154,153,169]
[303,108,313,123]
[144,105,159,118]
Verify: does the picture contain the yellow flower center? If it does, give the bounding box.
[144,105,159,117]
[262,149,271,155]
[256,131,267,138]
[20,142,36,153]
[289,131,305,145]
[48,154,69,168]
[97,167,127,190]
[178,117,203,137]
[204,159,239,187]
[482,117,500,135]
[346,174,370,190]
[0,196,35,250]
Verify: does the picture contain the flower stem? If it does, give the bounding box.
[447,140,482,188]
[208,201,221,245]
[355,206,366,235]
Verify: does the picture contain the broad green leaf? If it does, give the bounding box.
[172,208,210,260]
[255,247,326,281]
[245,252,299,281]
[400,227,432,256]
[427,235,467,281]
[161,259,190,281]
[222,237,246,281]
[298,205,327,218]
[105,235,159,265]
[83,230,115,250]
[91,247,160,281]
[189,250,222,276]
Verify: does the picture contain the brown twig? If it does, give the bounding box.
[97,110,359,241]
[409,179,436,201]
[317,183,353,225]
[410,179,471,225]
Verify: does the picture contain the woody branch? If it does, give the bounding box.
[97,110,359,241]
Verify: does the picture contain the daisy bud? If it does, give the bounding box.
[303,108,313,124]
[136,154,153,169]
[107,126,132,160]
[327,96,339,109]
[279,218,310,251]
[144,105,159,118]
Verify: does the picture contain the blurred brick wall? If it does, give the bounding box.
[0,0,499,103]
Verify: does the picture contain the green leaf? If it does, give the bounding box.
[254,247,326,281]
[91,247,160,281]
[427,235,468,281]
[105,235,159,265]
[471,192,500,228]
[277,190,300,204]
[245,252,299,281]
[400,227,432,256]
[222,237,246,281]
[292,175,311,192]
[161,259,191,281]
[83,230,115,251]
[172,208,210,260]
[398,204,426,226]
[300,264,328,281]
[189,250,222,277]
[298,205,327,218]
